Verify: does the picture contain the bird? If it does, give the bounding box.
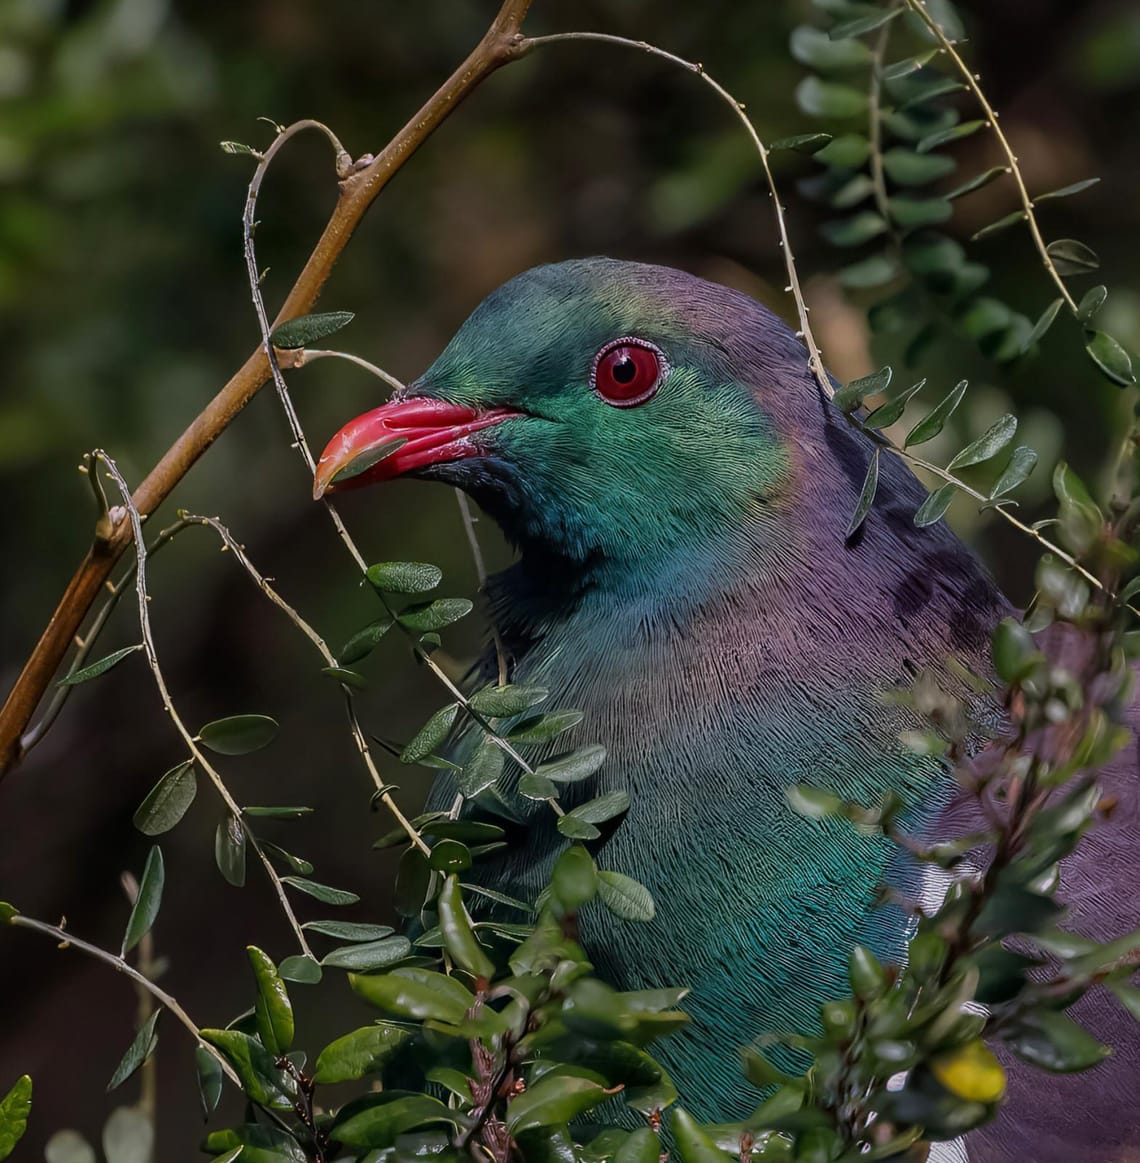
[313,258,1140,1161]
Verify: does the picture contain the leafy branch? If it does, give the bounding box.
[0,0,538,778]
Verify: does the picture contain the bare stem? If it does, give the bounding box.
[522,31,832,399]
[901,0,1079,314]
[8,912,240,1087]
[94,454,313,959]
[297,349,406,394]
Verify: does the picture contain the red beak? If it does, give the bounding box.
[313,397,517,499]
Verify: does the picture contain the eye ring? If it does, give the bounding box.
[590,337,669,408]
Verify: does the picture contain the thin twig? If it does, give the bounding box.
[901,0,1079,315]
[0,0,536,778]
[94,453,314,959]
[179,513,430,857]
[20,516,193,756]
[298,349,406,393]
[522,31,832,399]
[240,135,559,819]
[8,912,240,1087]
[456,491,509,688]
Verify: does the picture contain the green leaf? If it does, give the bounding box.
[768,133,834,154]
[57,644,142,686]
[864,378,927,429]
[558,815,601,840]
[278,955,322,984]
[203,1124,307,1163]
[314,1023,412,1084]
[394,847,431,917]
[439,876,495,979]
[320,665,367,690]
[247,946,293,1055]
[914,483,956,528]
[400,703,459,764]
[101,1108,153,1163]
[789,28,870,72]
[270,310,354,349]
[397,598,473,633]
[460,882,534,912]
[820,211,887,248]
[796,76,869,118]
[243,805,313,819]
[882,148,956,187]
[133,761,197,835]
[672,1108,734,1163]
[215,816,246,887]
[43,1131,95,1163]
[991,618,1040,684]
[349,967,474,1023]
[332,1094,454,1149]
[831,7,904,37]
[507,709,585,743]
[917,119,986,153]
[122,846,164,955]
[1085,331,1136,386]
[839,252,899,290]
[613,1127,661,1163]
[947,415,1017,470]
[597,871,655,922]
[785,784,843,819]
[282,877,359,906]
[199,714,278,756]
[0,904,15,925]
[946,165,1007,200]
[518,772,558,801]
[508,1075,612,1134]
[200,1029,296,1110]
[423,819,505,843]
[989,446,1039,499]
[1077,285,1108,323]
[1036,177,1100,202]
[303,919,394,941]
[971,209,1028,241]
[889,196,953,228]
[565,790,631,826]
[260,840,313,876]
[846,448,880,538]
[338,616,394,664]
[537,744,607,784]
[1046,238,1100,276]
[365,561,442,594]
[469,684,549,717]
[1008,1011,1110,1073]
[0,1075,32,1161]
[429,838,472,873]
[834,365,892,411]
[320,935,411,971]
[108,1011,160,1091]
[195,1046,223,1118]
[1021,298,1065,352]
[905,379,967,446]
[815,133,871,168]
[457,735,504,797]
[552,846,598,913]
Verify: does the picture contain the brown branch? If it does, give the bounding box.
[0,0,536,779]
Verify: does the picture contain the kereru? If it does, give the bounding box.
[314,258,1140,1161]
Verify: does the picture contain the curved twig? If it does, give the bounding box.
[0,0,536,778]
[95,453,313,959]
[522,31,832,399]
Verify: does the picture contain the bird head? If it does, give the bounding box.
[314,259,837,588]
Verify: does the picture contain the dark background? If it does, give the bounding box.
[1,0,1139,1156]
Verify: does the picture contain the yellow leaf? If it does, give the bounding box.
[931,1039,1007,1103]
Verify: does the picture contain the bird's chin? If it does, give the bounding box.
[312,397,520,499]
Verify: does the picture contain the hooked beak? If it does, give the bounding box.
[313,397,517,500]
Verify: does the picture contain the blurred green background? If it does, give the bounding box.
[1,0,1138,1155]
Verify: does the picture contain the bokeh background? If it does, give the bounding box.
[2,0,1139,1156]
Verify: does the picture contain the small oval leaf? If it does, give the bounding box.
[199,714,279,756]
[270,311,355,350]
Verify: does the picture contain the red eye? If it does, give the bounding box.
[591,338,667,407]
